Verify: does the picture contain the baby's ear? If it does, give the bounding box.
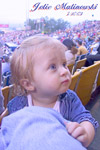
[20,79,35,91]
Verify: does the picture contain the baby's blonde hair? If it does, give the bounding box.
[10,35,66,95]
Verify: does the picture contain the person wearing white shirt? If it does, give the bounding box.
[91,37,100,55]
[2,55,10,75]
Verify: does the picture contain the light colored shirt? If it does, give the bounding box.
[65,50,76,65]
[2,62,10,75]
[91,42,99,55]
[27,94,60,113]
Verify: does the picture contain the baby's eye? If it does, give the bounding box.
[63,62,67,68]
[49,64,56,70]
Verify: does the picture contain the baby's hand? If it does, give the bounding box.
[65,122,89,147]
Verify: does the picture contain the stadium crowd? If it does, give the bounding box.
[0,20,100,82]
[0,20,100,150]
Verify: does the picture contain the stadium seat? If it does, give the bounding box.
[69,71,81,91]
[1,84,14,108]
[8,84,15,101]
[97,71,100,87]
[75,62,100,105]
[72,58,87,74]
[0,108,8,125]
[2,86,9,108]
[67,63,74,74]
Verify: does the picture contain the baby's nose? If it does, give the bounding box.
[60,67,69,76]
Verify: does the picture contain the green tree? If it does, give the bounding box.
[28,17,70,33]
[28,19,36,30]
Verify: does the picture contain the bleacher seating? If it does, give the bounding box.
[67,63,74,74]
[2,84,14,108]
[69,71,81,91]
[0,108,8,125]
[97,70,100,87]
[75,62,100,105]
[2,86,9,108]
[72,58,87,74]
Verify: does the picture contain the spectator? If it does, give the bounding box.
[63,39,78,65]
[77,40,88,55]
[2,55,10,75]
[90,37,100,55]
[85,54,100,66]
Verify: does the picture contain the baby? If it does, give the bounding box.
[0,36,98,149]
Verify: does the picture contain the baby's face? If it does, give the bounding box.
[32,47,71,97]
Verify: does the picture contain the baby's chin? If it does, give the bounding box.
[40,86,69,97]
[52,89,67,97]
[60,86,70,93]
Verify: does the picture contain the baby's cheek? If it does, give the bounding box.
[47,79,58,89]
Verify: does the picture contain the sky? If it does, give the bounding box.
[0,0,100,26]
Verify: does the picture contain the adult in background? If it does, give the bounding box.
[90,37,100,55]
[63,39,78,65]
[85,44,100,66]
[77,40,88,55]
[2,55,10,75]
[85,37,100,66]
